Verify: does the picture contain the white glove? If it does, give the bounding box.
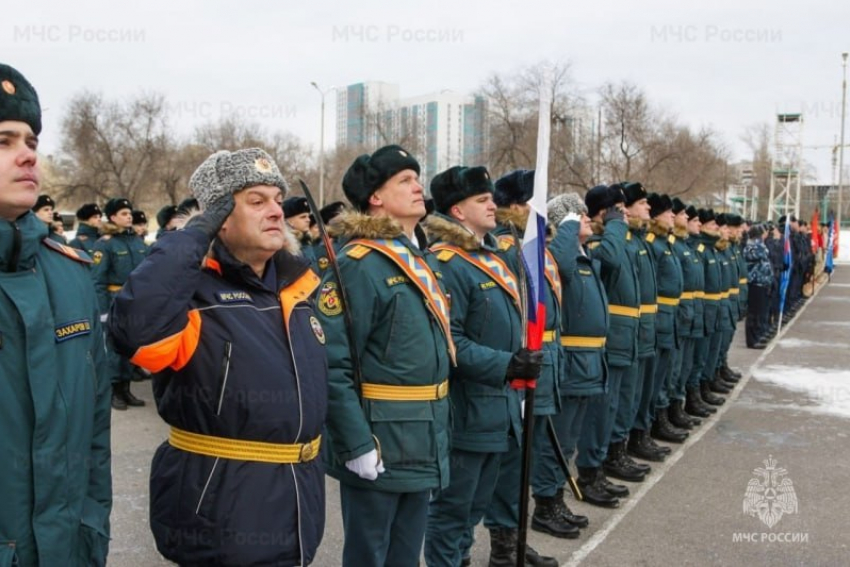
[560,212,582,225]
[100,313,108,323]
[345,449,386,481]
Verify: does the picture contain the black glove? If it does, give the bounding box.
[184,193,235,241]
[505,347,544,381]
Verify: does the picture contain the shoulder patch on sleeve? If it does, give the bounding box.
[668,235,676,244]
[436,249,456,262]
[345,244,372,260]
[646,232,656,243]
[697,243,705,253]
[41,238,93,265]
[497,237,515,251]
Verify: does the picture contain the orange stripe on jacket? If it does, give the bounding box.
[280,270,320,333]
[131,309,202,372]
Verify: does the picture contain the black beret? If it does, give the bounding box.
[0,64,41,135]
[132,210,147,225]
[671,197,687,214]
[104,198,133,218]
[585,185,612,218]
[76,203,102,220]
[698,208,715,224]
[648,193,673,218]
[343,145,421,212]
[621,181,647,206]
[494,169,534,207]
[156,205,178,228]
[283,196,310,218]
[319,200,346,225]
[32,194,54,211]
[431,166,494,215]
[686,205,699,220]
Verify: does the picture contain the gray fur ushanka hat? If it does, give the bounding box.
[189,148,289,210]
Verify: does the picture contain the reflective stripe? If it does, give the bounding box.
[107,284,122,292]
[608,305,640,318]
[739,277,748,284]
[657,296,680,306]
[680,292,696,300]
[640,304,658,314]
[169,427,321,464]
[694,291,706,298]
[721,291,730,299]
[703,293,722,301]
[729,288,740,295]
[361,379,449,401]
[560,336,606,348]
[542,330,557,343]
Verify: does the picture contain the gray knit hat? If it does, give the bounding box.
[547,193,587,225]
[189,148,289,210]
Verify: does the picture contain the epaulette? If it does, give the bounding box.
[697,243,705,253]
[436,249,456,262]
[668,235,676,244]
[646,232,656,243]
[345,245,371,260]
[587,241,601,250]
[42,238,93,265]
[498,237,515,251]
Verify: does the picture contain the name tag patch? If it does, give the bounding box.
[55,319,92,343]
[385,275,409,287]
[217,291,254,304]
[479,281,497,290]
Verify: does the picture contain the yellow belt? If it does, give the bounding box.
[169,427,321,464]
[721,291,730,299]
[640,304,658,315]
[542,330,557,343]
[694,291,705,298]
[657,296,680,306]
[739,278,748,284]
[107,284,123,292]
[361,379,449,401]
[608,305,640,318]
[561,336,606,348]
[703,293,722,301]
[729,288,740,295]
[680,292,696,300]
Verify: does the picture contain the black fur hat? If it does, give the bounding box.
[430,166,494,215]
[342,145,421,212]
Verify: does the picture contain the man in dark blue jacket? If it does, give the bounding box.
[109,148,327,566]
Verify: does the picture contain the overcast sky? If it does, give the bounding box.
[4,0,848,184]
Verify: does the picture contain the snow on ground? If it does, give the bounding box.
[753,365,850,419]
[777,338,844,349]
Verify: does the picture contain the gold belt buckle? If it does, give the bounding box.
[437,380,449,399]
[299,440,315,462]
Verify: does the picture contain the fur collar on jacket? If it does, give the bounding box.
[425,214,486,252]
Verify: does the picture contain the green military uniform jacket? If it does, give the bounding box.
[493,209,562,415]
[674,228,705,340]
[733,239,749,317]
[0,213,112,567]
[695,231,723,336]
[318,212,452,493]
[548,219,609,396]
[645,224,683,350]
[90,223,148,314]
[427,214,523,453]
[716,241,736,332]
[628,221,658,357]
[587,217,640,368]
[68,223,100,257]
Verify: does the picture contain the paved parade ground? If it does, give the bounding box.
[109,267,850,567]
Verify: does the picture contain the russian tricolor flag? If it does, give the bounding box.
[521,85,551,353]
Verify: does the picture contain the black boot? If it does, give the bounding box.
[670,399,700,427]
[461,558,471,567]
[487,528,516,567]
[641,429,672,455]
[684,388,712,418]
[709,373,732,394]
[596,469,630,497]
[719,366,740,383]
[111,383,128,411]
[603,441,647,482]
[627,430,666,462]
[650,409,689,444]
[618,449,651,475]
[701,381,726,405]
[525,543,559,567]
[723,363,742,379]
[553,489,589,528]
[531,494,580,539]
[122,381,146,407]
[576,467,620,508]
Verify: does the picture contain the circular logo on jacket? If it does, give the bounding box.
[2,80,15,95]
[318,257,329,270]
[309,316,326,344]
[318,282,342,316]
[92,250,103,265]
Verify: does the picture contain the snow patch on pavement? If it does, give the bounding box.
[753,365,850,419]
[778,338,844,349]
